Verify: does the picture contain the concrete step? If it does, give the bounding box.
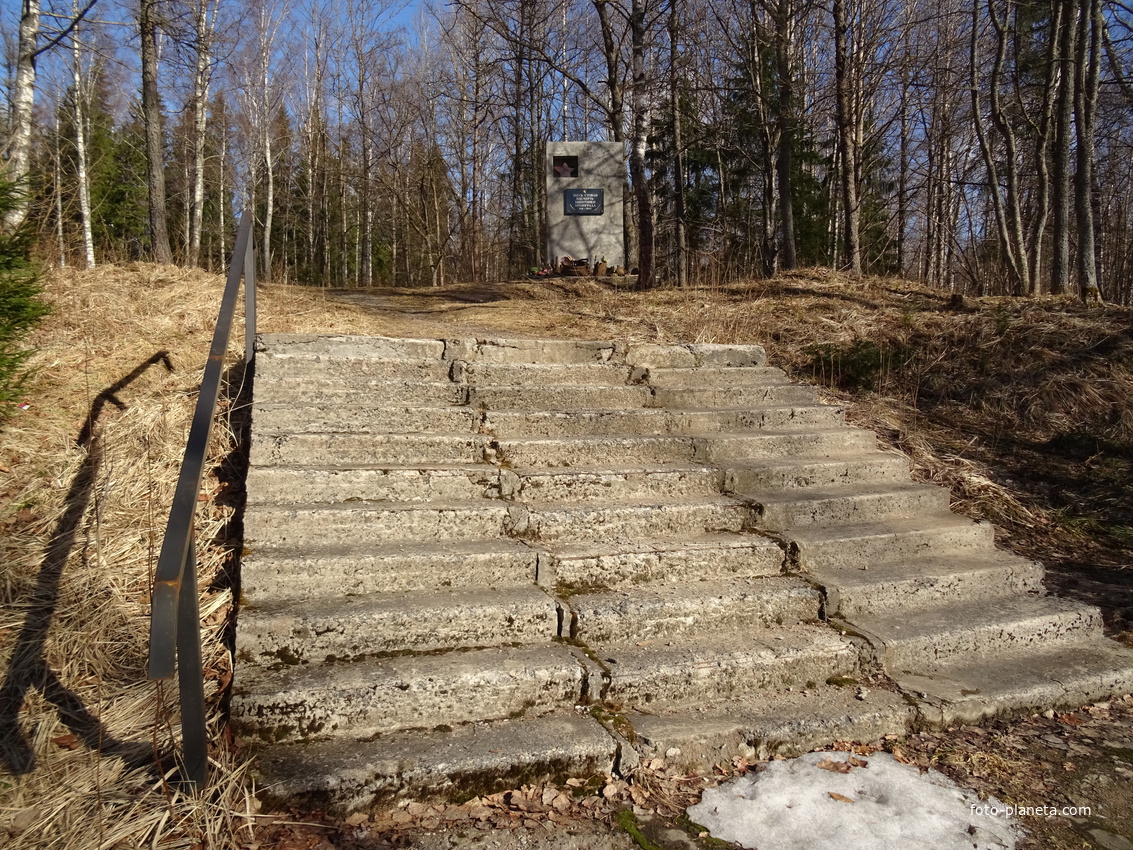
[250,432,488,467]
[230,644,586,742]
[791,515,996,571]
[626,342,767,369]
[254,379,468,407]
[512,465,722,503]
[252,714,618,811]
[549,533,785,589]
[258,355,453,383]
[599,624,860,708]
[896,638,1133,726]
[246,465,504,505]
[844,595,1103,674]
[259,333,446,361]
[527,499,751,544]
[744,481,952,529]
[724,452,911,491]
[700,428,876,463]
[241,540,539,602]
[468,383,651,411]
[653,383,818,409]
[816,552,1046,617]
[630,688,915,771]
[463,337,623,365]
[252,404,479,436]
[638,366,791,389]
[237,587,558,665]
[483,405,844,438]
[243,501,516,548]
[566,577,820,643]
[461,360,633,386]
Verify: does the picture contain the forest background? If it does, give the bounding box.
[2,0,1132,299]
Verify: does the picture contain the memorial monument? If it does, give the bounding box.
[546,141,625,272]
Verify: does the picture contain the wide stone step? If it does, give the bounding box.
[630,689,915,771]
[483,405,844,438]
[844,595,1103,673]
[243,501,516,548]
[495,435,696,467]
[246,464,504,505]
[255,378,468,407]
[566,577,820,643]
[512,465,722,503]
[701,428,876,463]
[465,337,623,365]
[231,644,586,742]
[259,333,446,360]
[252,404,479,436]
[258,355,453,383]
[253,715,619,810]
[250,432,489,468]
[461,360,633,386]
[745,481,951,529]
[627,342,767,369]
[236,587,558,665]
[653,384,818,409]
[600,624,860,708]
[639,365,791,389]
[895,639,1133,726]
[469,383,651,411]
[527,499,750,544]
[724,452,911,491]
[549,534,785,589]
[817,552,1046,617]
[791,515,996,570]
[241,540,539,602]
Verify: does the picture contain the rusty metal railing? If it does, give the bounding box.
[147,211,255,789]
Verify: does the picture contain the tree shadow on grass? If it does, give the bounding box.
[0,352,175,776]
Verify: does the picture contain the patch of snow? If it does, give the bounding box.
[687,751,1020,850]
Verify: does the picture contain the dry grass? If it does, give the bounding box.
[3,264,1131,848]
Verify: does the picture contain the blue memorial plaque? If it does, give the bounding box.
[564,189,604,216]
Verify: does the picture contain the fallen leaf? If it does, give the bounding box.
[343,813,368,826]
[849,756,869,768]
[892,748,912,764]
[1057,713,1085,725]
[816,757,853,774]
[51,733,80,750]
[828,792,855,803]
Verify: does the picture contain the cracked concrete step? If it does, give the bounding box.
[236,587,558,664]
[483,405,844,438]
[527,499,751,544]
[512,465,722,503]
[243,501,517,548]
[250,432,489,467]
[723,452,911,491]
[744,481,952,529]
[461,360,633,386]
[230,644,586,742]
[895,639,1133,726]
[638,366,792,389]
[627,342,768,369]
[843,595,1103,673]
[246,465,505,505]
[816,552,1046,617]
[629,688,915,772]
[548,533,785,589]
[495,429,872,469]
[252,714,619,811]
[565,577,820,643]
[241,540,539,602]
[258,355,453,383]
[468,383,651,411]
[259,334,447,360]
[252,404,479,436]
[598,624,861,708]
[460,337,625,365]
[255,378,468,406]
[653,384,819,409]
[791,514,997,570]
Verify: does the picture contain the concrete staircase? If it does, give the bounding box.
[233,334,1133,809]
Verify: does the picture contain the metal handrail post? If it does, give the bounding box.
[176,531,208,787]
[244,239,256,364]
